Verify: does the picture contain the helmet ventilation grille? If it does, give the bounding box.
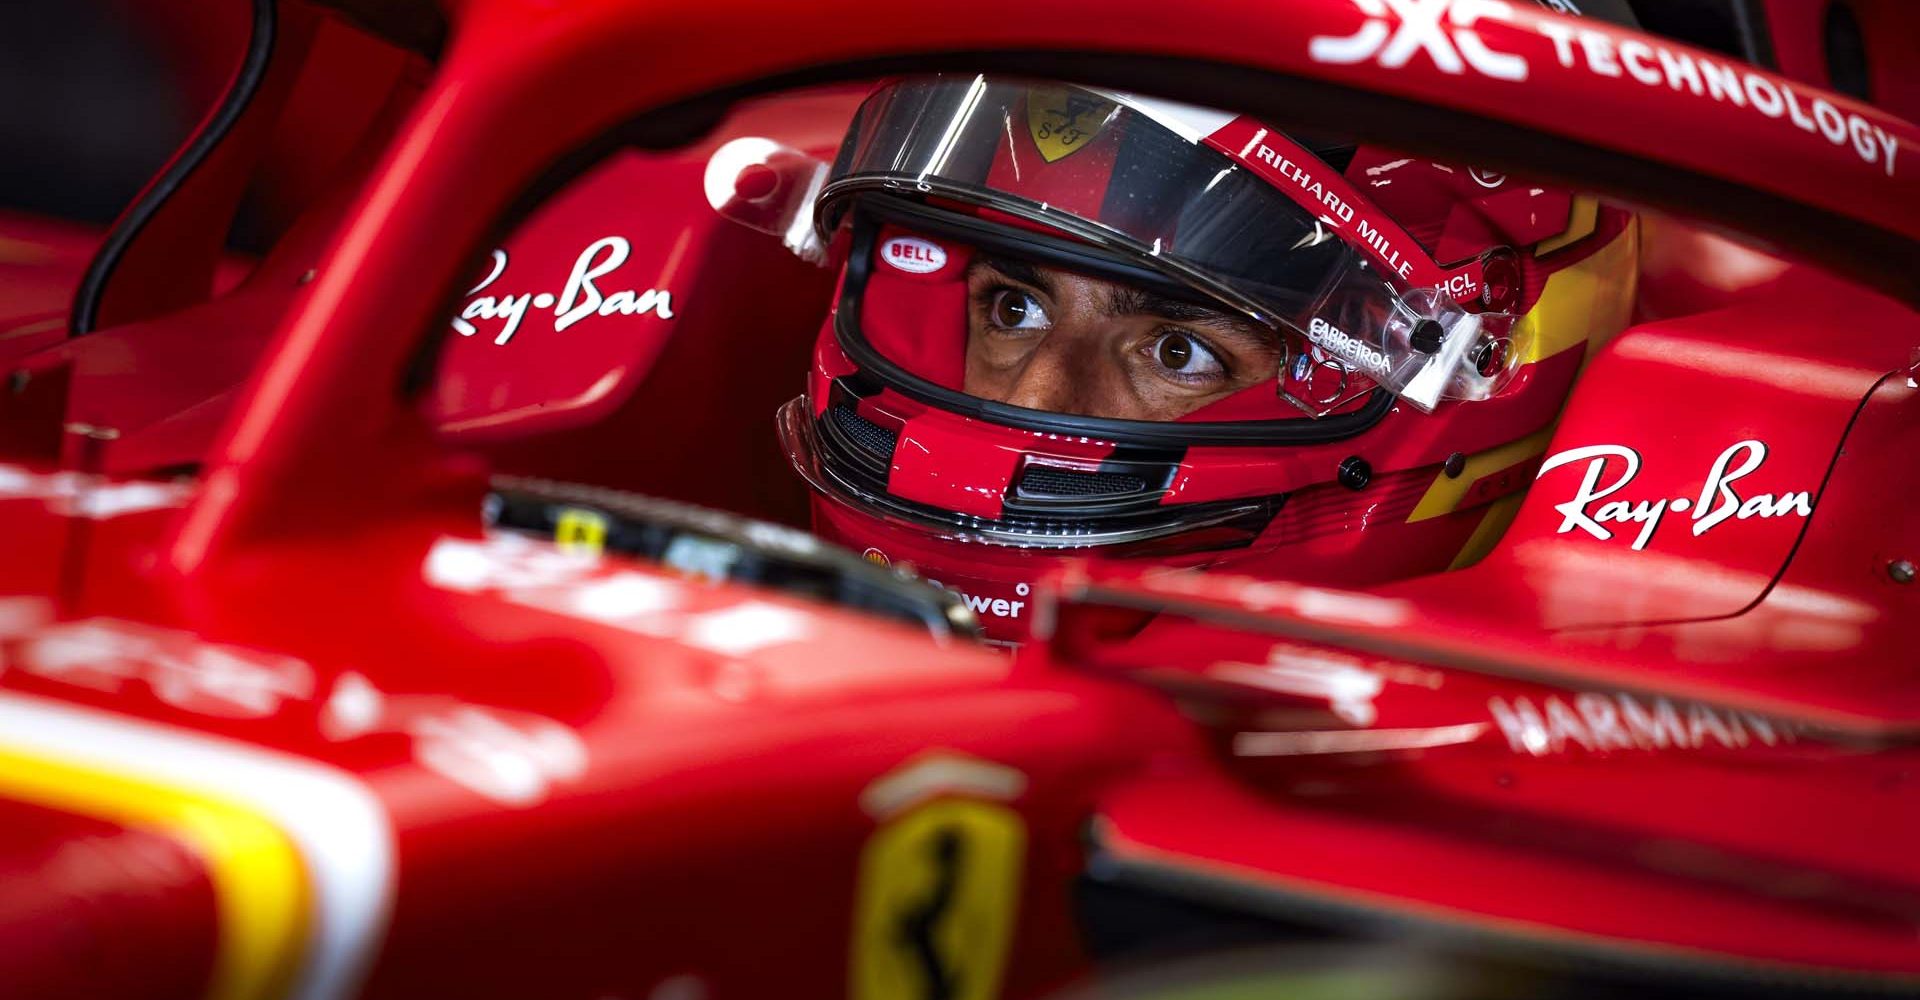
[1015,465,1150,501]
[828,404,899,462]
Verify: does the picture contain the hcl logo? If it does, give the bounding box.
[1310,0,1530,82]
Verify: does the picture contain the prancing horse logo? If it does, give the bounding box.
[1026,86,1118,162]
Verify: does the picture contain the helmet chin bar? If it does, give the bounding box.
[777,398,1283,552]
[830,196,1396,448]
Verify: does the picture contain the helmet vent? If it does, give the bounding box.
[1015,465,1150,501]
[828,404,898,462]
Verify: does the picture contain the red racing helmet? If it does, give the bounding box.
[777,76,1638,644]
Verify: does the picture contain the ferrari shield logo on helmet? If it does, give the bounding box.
[1026,86,1117,162]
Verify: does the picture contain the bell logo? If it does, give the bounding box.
[880,237,948,274]
[1310,0,1529,82]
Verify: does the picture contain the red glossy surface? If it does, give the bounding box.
[1762,0,1920,123]
[0,212,102,349]
[1096,763,1920,978]
[0,800,218,1000]
[0,1,1915,997]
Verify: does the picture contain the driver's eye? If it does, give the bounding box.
[1157,333,1193,369]
[1151,331,1225,378]
[989,288,1051,330]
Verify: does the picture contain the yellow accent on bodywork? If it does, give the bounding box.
[1534,194,1599,256]
[0,236,55,265]
[1449,492,1527,570]
[1406,427,1556,524]
[1404,217,1639,569]
[0,747,311,1000]
[1515,217,1640,365]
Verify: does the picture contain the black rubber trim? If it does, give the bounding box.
[1822,2,1871,103]
[1729,0,1780,69]
[833,204,1396,448]
[70,0,277,336]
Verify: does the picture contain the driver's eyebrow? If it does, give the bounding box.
[1105,284,1265,335]
[973,256,1270,340]
[970,256,1051,294]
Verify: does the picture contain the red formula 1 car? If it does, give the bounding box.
[1,1,1918,998]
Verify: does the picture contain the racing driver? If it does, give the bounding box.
[774,75,1639,644]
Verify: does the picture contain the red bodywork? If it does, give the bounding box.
[0,1,1917,998]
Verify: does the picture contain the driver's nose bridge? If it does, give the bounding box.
[988,325,1116,417]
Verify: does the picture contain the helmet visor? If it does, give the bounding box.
[818,76,1523,416]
